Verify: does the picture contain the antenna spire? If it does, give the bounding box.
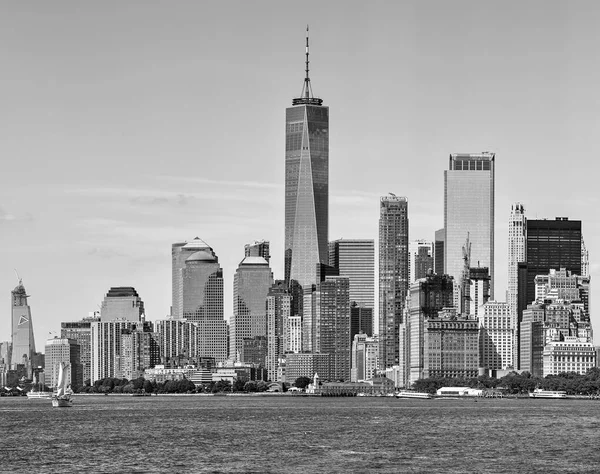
[293,25,323,106]
[305,25,310,99]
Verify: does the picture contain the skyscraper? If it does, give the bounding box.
[10,279,36,375]
[181,244,228,363]
[434,229,445,276]
[45,338,81,390]
[328,239,375,309]
[444,152,495,297]
[231,251,273,360]
[284,28,329,290]
[516,217,582,369]
[508,203,526,365]
[379,194,409,369]
[408,240,434,284]
[172,237,212,319]
[266,281,292,381]
[100,287,145,322]
[61,313,100,385]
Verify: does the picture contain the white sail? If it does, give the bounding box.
[55,362,65,398]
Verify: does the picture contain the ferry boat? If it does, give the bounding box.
[529,388,567,399]
[395,390,433,399]
[26,390,51,400]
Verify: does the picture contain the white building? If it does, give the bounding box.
[351,333,378,382]
[479,301,513,370]
[543,337,596,376]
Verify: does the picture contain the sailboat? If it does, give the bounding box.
[51,362,73,407]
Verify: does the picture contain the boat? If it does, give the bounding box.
[27,390,51,399]
[27,374,51,399]
[529,388,567,399]
[51,362,73,407]
[396,390,433,399]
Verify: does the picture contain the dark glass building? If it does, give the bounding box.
[284,30,329,290]
[379,194,409,370]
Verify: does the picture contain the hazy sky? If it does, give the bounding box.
[1,1,599,351]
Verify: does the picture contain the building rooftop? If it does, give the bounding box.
[186,250,217,263]
[106,287,139,298]
[239,256,269,266]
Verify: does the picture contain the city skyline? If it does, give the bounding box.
[1,2,600,350]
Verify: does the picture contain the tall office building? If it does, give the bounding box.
[515,217,583,369]
[284,28,329,290]
[100,287,144,322]
[479,301,513,371]
[379,194,409,369]
[508,203,526,365]
[266,281,292,381]
[444,152,495,297]
[434,229,445,276]
[328,239,375,309]
[402,274,455,386]
[172,238,212,319]
[61,313,100,385]
[409,240,434,283]
[181,244,228,363]
[45,338,81,389]
[91,320,152,382]
[120,328,160,380]
[524,218,582,308]
[231,252,273,360]
[314,276,351,381]
[351,333,379,382]
[10,279,36,375]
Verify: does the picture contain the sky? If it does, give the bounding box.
[1,1,599,351]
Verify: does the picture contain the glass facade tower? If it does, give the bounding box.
[10,280,35,373]
[284,30,329,290]
[444,152,495,298]
[379,195,409,370]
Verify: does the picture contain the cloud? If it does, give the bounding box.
[159,176,282,190]
[66,186,277,205]
[0,207,33,222]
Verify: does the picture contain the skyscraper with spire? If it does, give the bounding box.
[284,27,329,290]
[10,278,36,375]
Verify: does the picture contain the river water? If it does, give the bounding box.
[2,395,599,473]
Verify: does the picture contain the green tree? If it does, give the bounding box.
[294,377,311,389]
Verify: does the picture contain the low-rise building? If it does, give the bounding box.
[543,337,596,376]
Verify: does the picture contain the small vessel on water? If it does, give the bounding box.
[529,388,567,399]
[396,391,433,399]
[27,375,51,399]
[51,362,73,407]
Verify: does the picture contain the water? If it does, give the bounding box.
[2,395,599,473]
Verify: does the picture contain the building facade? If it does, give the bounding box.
[434,228,445,276]
[351,333,378,382]
[230,254,273,360]
[61,313,100,385]
[45,338,81,389]
[479,301,513,370]
[284,31,329,290]
[328,239,375,309]
[120,328,160,380]
[508,203,526,369]
[10,280,36,376]
[266,281,292,381]
[444,152,495,297]
[543,337,596,376]
[100,287,145,322]
[409,240,434,284]
[171,237,212,319]
[379,194,409,370]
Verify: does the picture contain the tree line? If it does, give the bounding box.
[411,368,600,395]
